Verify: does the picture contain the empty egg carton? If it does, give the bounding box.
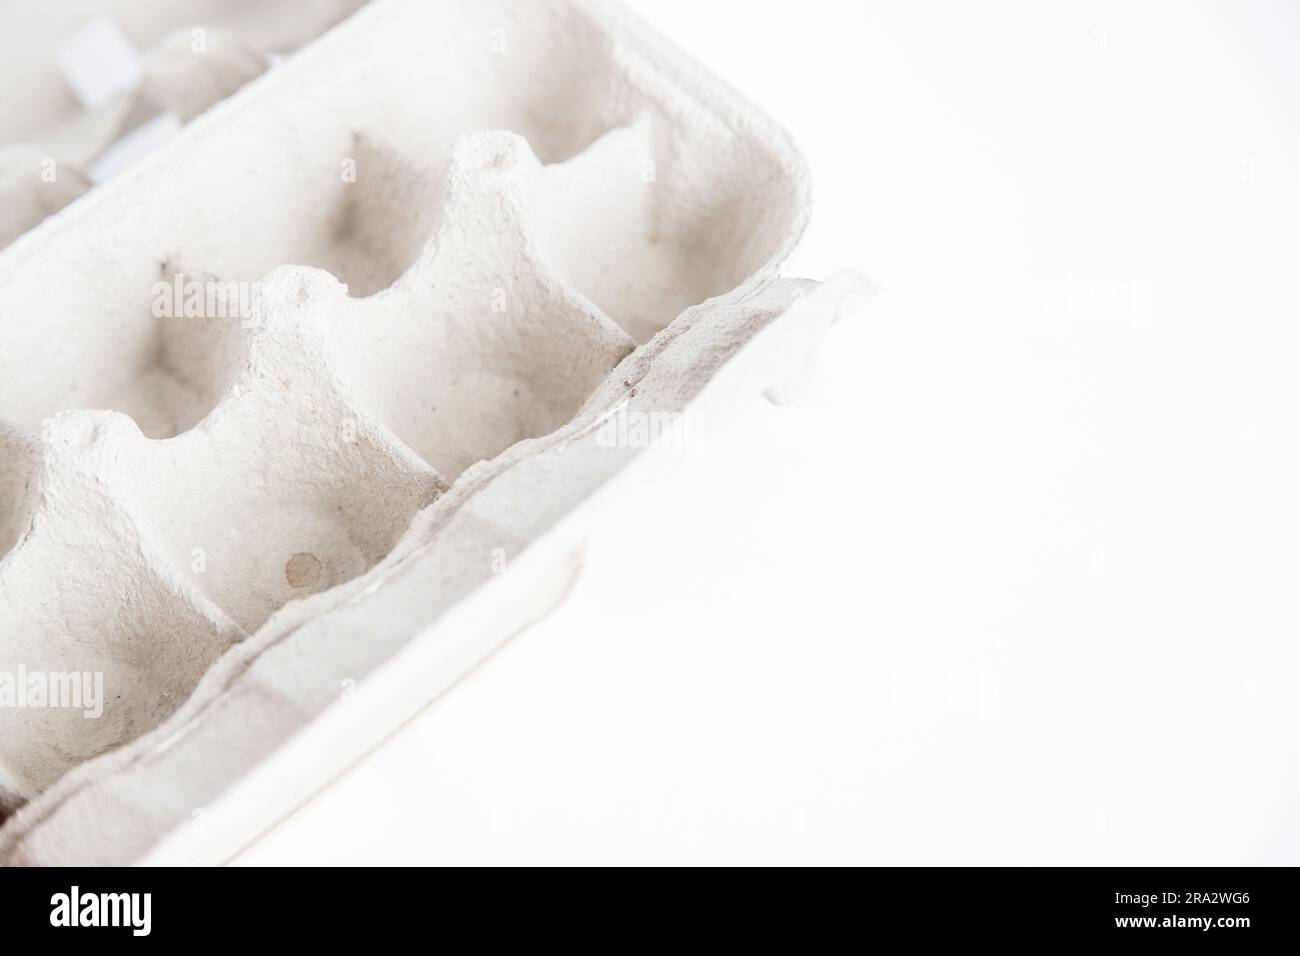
[0,0,868,864]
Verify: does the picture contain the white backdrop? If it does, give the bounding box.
[244,0,1300,865]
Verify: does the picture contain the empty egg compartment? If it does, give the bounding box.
[0,412,245,813]
[319,127,641,477]
[125,269,449,633]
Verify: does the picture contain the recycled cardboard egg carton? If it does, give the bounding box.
[0,0,869,865]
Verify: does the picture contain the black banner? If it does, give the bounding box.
[0,866,1294,943]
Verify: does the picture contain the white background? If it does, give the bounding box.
[244,0,1300,865]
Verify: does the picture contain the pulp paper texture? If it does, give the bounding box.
[0,0,865,863]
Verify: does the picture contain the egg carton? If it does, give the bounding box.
[0,0,868,865]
